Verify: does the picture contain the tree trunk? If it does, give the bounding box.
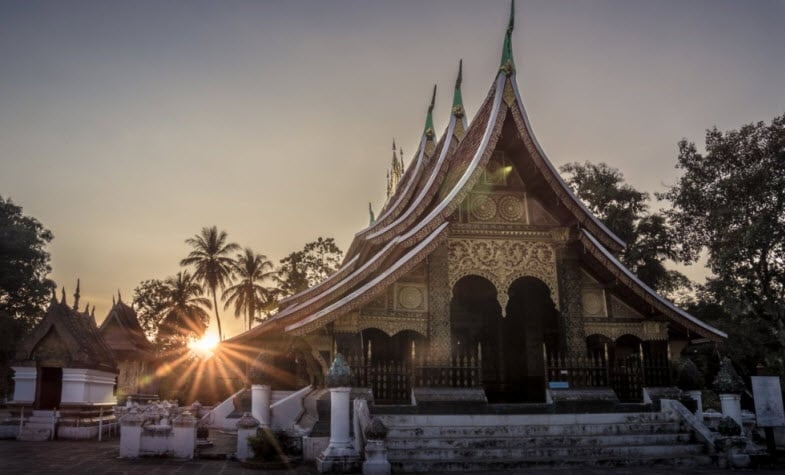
[212,288,223,341]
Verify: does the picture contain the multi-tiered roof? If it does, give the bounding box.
[230,2,725,344]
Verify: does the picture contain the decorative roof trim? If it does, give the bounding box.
[286,222,449,335]
[506,72,626,252]
[580,229,726,341]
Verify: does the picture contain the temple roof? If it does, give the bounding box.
[99,296,155,358]
[15,291,118,372]
[228,1,724,344]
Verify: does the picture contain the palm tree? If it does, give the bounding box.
[157,271,212,348]
[181,226,240,340]
[223,248,277,331]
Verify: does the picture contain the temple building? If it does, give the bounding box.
[9,284,118,439]
[226,3,725,405]
[98,293,157,403]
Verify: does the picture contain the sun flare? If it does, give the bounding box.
[188,334,219,357]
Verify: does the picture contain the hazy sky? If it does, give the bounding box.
[1,0,783,339]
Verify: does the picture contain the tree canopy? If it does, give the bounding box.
[661,114,785,368]
[223,248,276,331]
[276,237,343,297]
[181,226,240,341]
[0,196,56,329]
[0,196,56,398]
[560,162,689,296]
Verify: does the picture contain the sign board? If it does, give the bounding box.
[548,381,569,390]
[751,376,785,427]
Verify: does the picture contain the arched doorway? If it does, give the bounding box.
[503,276,559,402]
[450,275,503,399]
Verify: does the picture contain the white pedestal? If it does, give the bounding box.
[720,393,743,428]
[251,384,271,428]
[317,387,359,473]
[172,412,197,459]
[236,412,260,461]
[363,439,391,475]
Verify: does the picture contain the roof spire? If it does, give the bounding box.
[50,288,57,305]
[117,290,122,303]
[500,0,515,75]
[368,202,376,225]
[73,278,81,311]
[424,85,437,139]
[452,59,465,117]
[112,294,116,306]
[91,306,95,318]
[61,287,67,305]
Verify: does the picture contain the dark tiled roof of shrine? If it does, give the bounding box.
[15,293,117,372]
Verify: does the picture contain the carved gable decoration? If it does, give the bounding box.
[580,270,607,318]
[610,294,644,319]
[394,283,428,313]
[31,327,71,366]
[527,196,559,225]
[447,238,559,312]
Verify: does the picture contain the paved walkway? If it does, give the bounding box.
[1,438,784,474]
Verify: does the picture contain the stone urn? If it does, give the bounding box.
[676,358,704,418]
[712,357,745,428]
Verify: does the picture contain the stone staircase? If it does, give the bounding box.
[378,411,712,472]
[17,410,56,441]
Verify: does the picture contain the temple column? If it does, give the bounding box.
[557,250,587,357]
[427,243,451,364]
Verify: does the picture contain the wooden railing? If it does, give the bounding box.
[546,349,672,402]
[345,352,482,404]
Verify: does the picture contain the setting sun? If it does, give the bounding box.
[188,334,220,358]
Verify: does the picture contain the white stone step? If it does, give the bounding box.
[17,427,51,441]
[379,411,674,428]
[391,454,714,472]
[386,421,683,438]
[387,442,705,461]
[385,432,692,450]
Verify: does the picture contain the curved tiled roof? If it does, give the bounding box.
[579,230,726,341]
[227,7,721,345]
[15,299,118,372]
[99,300,155,356]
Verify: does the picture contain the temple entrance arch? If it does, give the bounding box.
[449,275,502,393]
[502,276,559,402]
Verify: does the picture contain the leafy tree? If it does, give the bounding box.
[223,248,276,331]
[560,162,689,296]
[0,196,56,329]
[276,237,343,297]
[0,196,56,399]
[132,279,170,340]
[181,226,240,341]
[156,271,211,351]
[661,114,785,363]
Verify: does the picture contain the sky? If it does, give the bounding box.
[1,0,783,340]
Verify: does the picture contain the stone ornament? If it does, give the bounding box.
[713,357,745,394]
[364,417,389,440]
[497,195,524,221]
[325,353,353,388]
[396,285,425,311]
[470,194,497,221]
[581,289,605,316]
